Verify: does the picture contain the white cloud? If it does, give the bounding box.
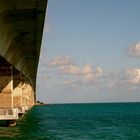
[82,63,94,81]
[60,65,81,74]
[46,56,140,91]
[48,56,74,67]
[59,63,103,83]
[125,68,140,84]
[61,64,104,89]
[96,66,103,76]
[48,57,103,81]
[82,63,93,75]
[127,42,140,57]
[63,67,140,90]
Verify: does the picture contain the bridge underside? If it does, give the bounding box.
[0,0,47,125]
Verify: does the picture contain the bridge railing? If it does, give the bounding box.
[0,108,19,120]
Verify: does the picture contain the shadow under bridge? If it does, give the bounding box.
[0,0,47,125]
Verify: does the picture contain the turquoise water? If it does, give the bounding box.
[1,103,140,139]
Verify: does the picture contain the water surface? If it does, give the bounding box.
[0,103,140,140]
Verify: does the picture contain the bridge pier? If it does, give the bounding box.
[0,0,47,126]
[0,64,35,125]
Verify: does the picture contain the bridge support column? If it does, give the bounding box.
[22,82,35,110]
[0,66,35,125]
[0,76,13,109]
[0,71,18,126]
[13,73,35,117]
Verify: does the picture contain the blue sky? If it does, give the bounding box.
[37,0,140,103]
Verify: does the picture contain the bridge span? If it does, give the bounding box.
[0,0,47,126]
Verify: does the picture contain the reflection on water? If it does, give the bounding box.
[1,104,140,140]
[0,106,51,140]
[0,127,20,138]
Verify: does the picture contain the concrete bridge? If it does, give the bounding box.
[0,0,47,126]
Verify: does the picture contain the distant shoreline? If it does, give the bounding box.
[36,102,140,106]
[34,104,48,106]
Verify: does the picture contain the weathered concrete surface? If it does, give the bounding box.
[0,76,13,109]
[0,0,47,89]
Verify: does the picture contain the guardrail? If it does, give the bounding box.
[0,108,19,120]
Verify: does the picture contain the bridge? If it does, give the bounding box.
[0,0,47,126]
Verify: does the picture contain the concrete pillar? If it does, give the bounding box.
[0,76,13,109]
[13,73,23,108]
[22,82,35,110]
[0,66,35,123]
[12,74,35,114]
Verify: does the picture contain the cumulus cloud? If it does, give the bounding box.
[82,64,103,81]
[125,68,140,84]
[82,63,93,75]
[48,56,103,80]
[81,63,93,81]
[48,56,74,67]
[47,56,104,88]
[127,42,140,57]
[60,65,81,74]
[95,66,103,76]
[63,67,140,91]
[60,63,103,80]
[46,56,140,91]
[61,64,104,89]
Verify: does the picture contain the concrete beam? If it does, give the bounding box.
[0,0,47,89]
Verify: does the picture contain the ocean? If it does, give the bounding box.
[0,103,140,140]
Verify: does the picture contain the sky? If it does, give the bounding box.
[37,0,140,104]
